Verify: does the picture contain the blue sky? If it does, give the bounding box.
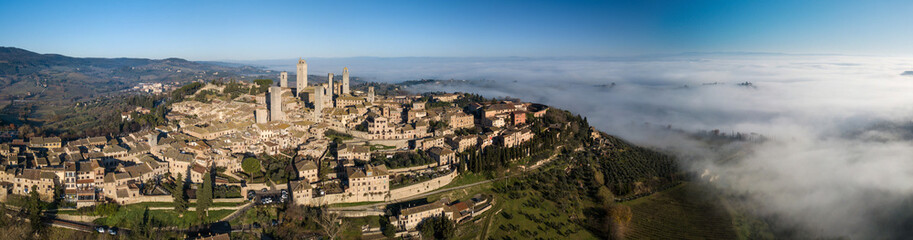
[1,0,911,60]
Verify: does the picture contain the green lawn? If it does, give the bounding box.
[93,205,235,228]
[339,216,381,239]
[57,201,245,216]
[443,172,489,188]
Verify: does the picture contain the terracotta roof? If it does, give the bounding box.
[290,180,312,191]
[401,200,445,216]
[295,160,318,171]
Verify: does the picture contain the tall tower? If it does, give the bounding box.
[368,86,375,103]
[327,73,336,96]
[269,86,284,122]
[314,85,325,120]
[342,67,350,95]
[255,107,268,124]
[327,73,335,102]
[296,59,307,95]
[147,133,158,148]
[279,71,288,88]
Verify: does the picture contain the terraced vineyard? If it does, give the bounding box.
[623,182,738,239]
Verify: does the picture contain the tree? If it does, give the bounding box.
[0,203,9,227]
[242,157,261,180]
[252,79,273,94]
[173,174,188,213]
[316,206,344,240]
[379,215,396,238]
[417,215,454,240]
[609,204,632,240]
[197,171,213,222]
[135,206,154,239]
[27,186,45,235]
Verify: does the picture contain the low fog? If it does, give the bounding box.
[258,54,913,238]
[246,54,913,237]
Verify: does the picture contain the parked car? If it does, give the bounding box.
[247,190,256,200]
[108,227,118,235]
[96,226,106,233]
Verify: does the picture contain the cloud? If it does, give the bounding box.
[329,54,913,238]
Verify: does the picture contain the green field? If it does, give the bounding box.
[93,205,235,228]
[56,201,244,215]
[623,182,738,239]
[442,172,489,189]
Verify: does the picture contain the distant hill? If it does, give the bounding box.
[901,71,913,76]
[0,47,269,126]
[0,47,267,102]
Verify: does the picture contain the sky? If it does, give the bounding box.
[1,0,912,60]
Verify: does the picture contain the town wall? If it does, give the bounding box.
[389,170,457,200]
[386,163,438,174]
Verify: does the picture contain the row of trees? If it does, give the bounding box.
[370,151,436,169]
[169,171,215,222]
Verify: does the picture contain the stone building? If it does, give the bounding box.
[433,93,460,102]
[342,67,350,95]
[428,147,455,166]
[344,164,389,198]
[337,144,371,161]
[290,180,313,205]
[255,107,268,124]
[499,128,534,148]
[447,135,478,153]
[482,116,506,128]
[295,160,319,183]
[269,86,284,122]
[297,59,308,96]
[394,199,449,231]
[484,103,516,118]
[447,112,474,129]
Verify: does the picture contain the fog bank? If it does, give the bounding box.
[341,54,913,238]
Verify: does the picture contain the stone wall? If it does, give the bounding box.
[331,209,386,218]
[118,195,173,205]
[386,163,438,174]
[304,170,458,206]
[389,170,457,201]
[307,191,387,205]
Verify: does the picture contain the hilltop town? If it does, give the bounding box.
[0,59,563,238]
